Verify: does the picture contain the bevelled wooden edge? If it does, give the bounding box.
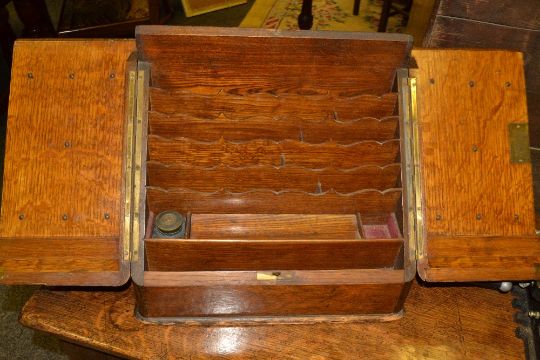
[135,279,409,318]
[142,269,406,286]
[134,309,404,326]
[418,235,540,281]
[135,25,413,44]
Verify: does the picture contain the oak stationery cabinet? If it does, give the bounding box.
[0,26,538,321]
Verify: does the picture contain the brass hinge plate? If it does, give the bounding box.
[408,77,425,261]
[122,70,136,261]
[508,123,531,163]
[399,72,425,262]
[122,68,144,262]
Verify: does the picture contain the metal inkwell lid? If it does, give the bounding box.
[154,211,185,236]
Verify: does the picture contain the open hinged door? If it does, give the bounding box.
[411,49,540,282]
[0,39,135,285]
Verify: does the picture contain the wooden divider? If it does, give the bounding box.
[147,163,401,193]
[146,188,402,215]
[148,112,399,143]
[145,238,403,271]
[150,89,399,122]
[147,137,400,168]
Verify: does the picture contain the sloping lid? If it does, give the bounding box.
[413,49,540,281]
[0,39,135,285]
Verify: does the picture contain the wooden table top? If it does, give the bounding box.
[19,280,524,359]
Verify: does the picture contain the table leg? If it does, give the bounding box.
[298,0,313,30]
[12,0,55,37]
[353,0,361,16]
[377,0,392,32]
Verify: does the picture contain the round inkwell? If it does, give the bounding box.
[153,211,186,238]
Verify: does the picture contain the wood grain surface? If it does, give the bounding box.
[136,26,412,96]
[0,39,135,285]
[19,281,525,359]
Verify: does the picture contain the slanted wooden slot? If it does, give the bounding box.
[149,89,399,122]
[146,188,403,215]
[147,163,402,193]
[147,137,401,168]
[148,112,400,143]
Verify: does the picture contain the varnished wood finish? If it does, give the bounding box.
[148,138,400,168]
[136,282,407,318]
[423,0,540,147]
[413,49,539,281]
[148,113,400,143]
[146,188,402,214]
[150,89,399,123]
[19,282,525,359]
[136,26,412,95]
[0,39,135,285]
[145,239,403,271]
[420,236,540,281]
[147,163,402,192]
[138,269,408,318]
[189,214,361,239]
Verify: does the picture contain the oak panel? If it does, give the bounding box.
[146,162,402,193]
[413,49,535,237]
[0,39,134,238]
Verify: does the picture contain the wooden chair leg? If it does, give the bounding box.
[377,0,392,32]
[298,0,313,30]
[12,0,55,37]
[353,0,360,16]
[0,7,15,65]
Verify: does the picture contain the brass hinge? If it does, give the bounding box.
[508,123,531,163]
[122,68,145,262]
[398,71,425,263]
[122,70,136,261]
[408,77,425,261]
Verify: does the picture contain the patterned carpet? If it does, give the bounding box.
[240,0,406,32]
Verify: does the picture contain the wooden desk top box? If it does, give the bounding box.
[0,26,538,321]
